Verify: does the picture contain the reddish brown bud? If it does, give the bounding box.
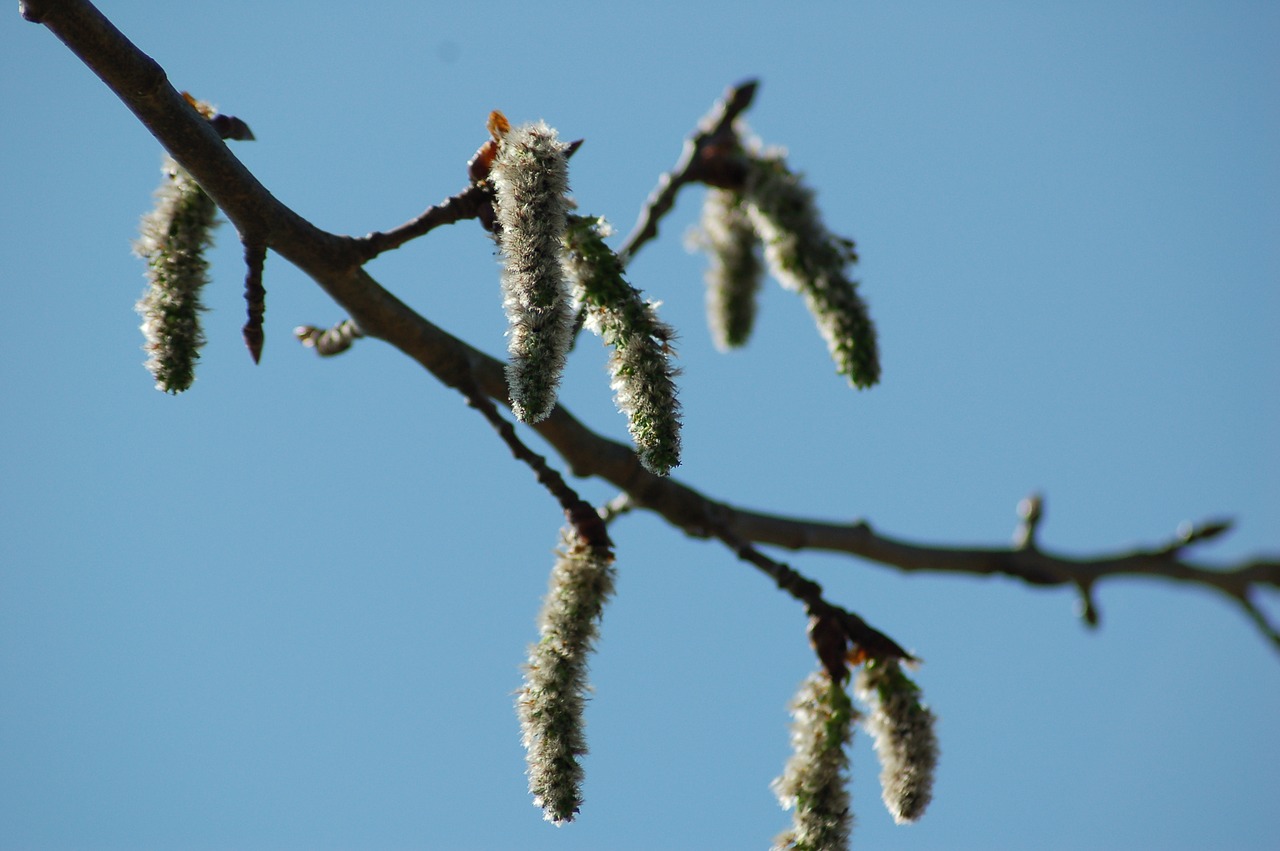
[467,139,499,183]
[808,613,851,683]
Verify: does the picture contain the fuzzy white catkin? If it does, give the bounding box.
[855,659,939,824]
[772,672,857,851]
[516,529,616,825]
[133,155,219,393]
[563,215,682,475]
[693,188,764,350]
[742,148,880,390]
[490,121,573,423]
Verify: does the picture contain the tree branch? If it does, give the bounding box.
[355,184,494,261]
[460,379,613,553]
[712,524,915,676]
[23,0,1278,652]
[354,139,581,262]
[617,78,758,264]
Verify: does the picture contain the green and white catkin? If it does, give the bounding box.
[772,671,858,851]
[491,121,573,423]
[516,528,617,825]
[742,148,880,389]
[690,188,764,350]
[134,155,219,393]
[854,658,939,824]
[563,215,682,475]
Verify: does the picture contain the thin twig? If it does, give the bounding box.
[460,379,611,553]
[599,493,635,526]
[355,184,493,261]
[1237,592,1280,650]
[617,79,758,264]
[712,523,914,675]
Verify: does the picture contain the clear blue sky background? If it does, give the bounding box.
[2,2,1277,849]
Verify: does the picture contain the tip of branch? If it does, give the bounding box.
[1014,492,1045,549]
[1177,518,1234,547]
[728,79,760,110]
[1075,579,1100,629]
[211,113,255,141]
[19,2,47,23]
[243,325,264,364]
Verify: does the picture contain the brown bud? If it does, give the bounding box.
[467,139,499,183]
[808,613,851,683]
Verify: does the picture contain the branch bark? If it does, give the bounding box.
[21,0,1279,651]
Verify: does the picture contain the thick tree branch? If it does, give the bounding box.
[23,0,1279,652]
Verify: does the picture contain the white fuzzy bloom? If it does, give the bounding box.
[742,147,879,389]
[563,215,682,475]
[133,155,219,393]
[772,671,857,851]
[516,529,617,824]
[690,188,764,350]
[855,659,939,824]
[490,121,573,423]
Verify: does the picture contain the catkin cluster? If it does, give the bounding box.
[691,133,880,390]
[490,124,683,473]
[772,659,938,850]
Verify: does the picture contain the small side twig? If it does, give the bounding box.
[599,492,635,526]
[1013,492,1044,550]
[617,79,759,264]
[1169,518,1235,552]
[461,380,611,553]
[355,184,493,261]
[295,319,364,356]
[1237,591,1280,650]
[1074,577,1100,628]
[355,139,583,262]
[712,522,912,680]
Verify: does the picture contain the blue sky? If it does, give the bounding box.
[2,2,1277,849]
